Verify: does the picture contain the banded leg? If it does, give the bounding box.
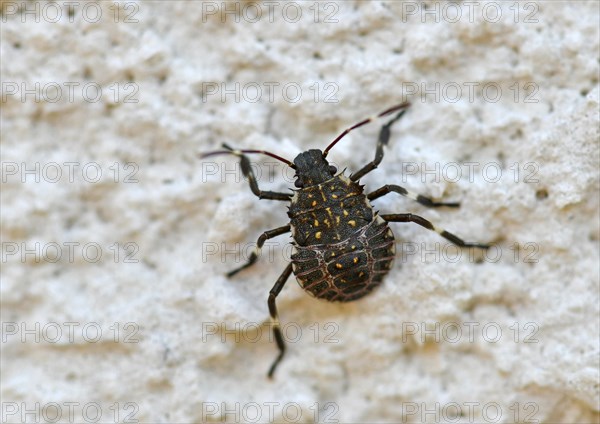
[368,185,460,208]
[267,262,293,379]
[222,144,292,201]
[380,213,489,249]
[227,225,291,277]
[349,104,410,181]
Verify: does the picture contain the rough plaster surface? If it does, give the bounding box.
[1,1,599,423]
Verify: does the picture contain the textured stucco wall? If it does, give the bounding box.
[1,1,599,423]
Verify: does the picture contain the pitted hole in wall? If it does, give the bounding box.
[535,188,549,200]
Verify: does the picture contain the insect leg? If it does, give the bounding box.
[381,213,490,249]
[223,144,292,201]
[368,185,460,208]
[349,104,410,181]
[227,225,291,277]
[267,262,293,379]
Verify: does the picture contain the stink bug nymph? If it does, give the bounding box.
[201,102,490,378]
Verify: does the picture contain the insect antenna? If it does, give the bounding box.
[323,101,411,157]
[200,143,296,169]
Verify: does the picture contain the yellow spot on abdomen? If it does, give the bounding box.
[335,263,343,269]
[311,200,317,207]
[314,219,319,227]
[353,257,359,264]
[315,231,322,239]
[349,220,356,227]
[343,210,349,216]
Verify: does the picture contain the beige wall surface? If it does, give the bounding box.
[1,1,599,423]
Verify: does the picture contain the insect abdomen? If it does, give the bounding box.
[291,215,396,302]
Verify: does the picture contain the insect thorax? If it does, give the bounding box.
[288,174,372,246]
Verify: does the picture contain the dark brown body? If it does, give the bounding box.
[288,173,396,302]
[201,103,490,377]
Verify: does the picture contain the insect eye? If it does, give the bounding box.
[294,179,304,188]
[329,165,337,175]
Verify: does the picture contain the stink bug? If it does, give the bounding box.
[201,102,490,377]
